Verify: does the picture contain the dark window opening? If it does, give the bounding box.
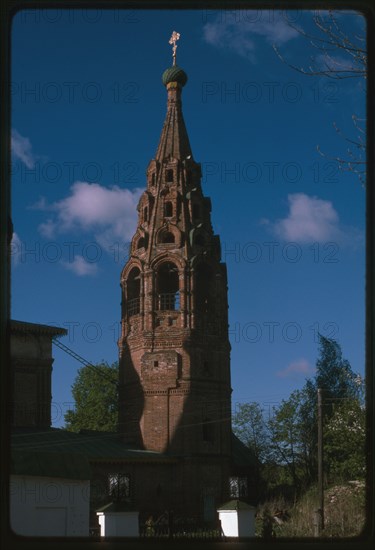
[166,169,174,182]
[192,203,200,219]
[229,477,248,499]
[161,231,175,244]
[157,262,180,311]
[164,201,173,217]
[144,206,148,221]
[126,267,140,316]
[154,361,159,368]
[137,236,147,249]
[151,173,156,186]
[109,473,130,501]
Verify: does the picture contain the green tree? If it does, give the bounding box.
[324,387,366,481]
[234,335,363,494]
[315,335,359,401]
[64,361,119,432]
[304,335,361,482]
[232,402,270,464]
[268,389,313,490]
[305,334,360,422]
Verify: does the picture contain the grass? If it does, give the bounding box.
[256,480,366,538]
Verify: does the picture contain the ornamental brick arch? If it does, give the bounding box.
[155,224,182,247]
[120,258,143,285]
[131,229,148,254]
[150,251,186,272]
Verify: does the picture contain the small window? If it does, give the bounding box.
[166,169,173,182]
[164,201,173,217]
[144,206,148,221]
[154,361,159,368]
[151,173,156,186]
[109,473,130,501]
[229,476,248,499]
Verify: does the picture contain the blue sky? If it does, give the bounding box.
[11,8,366,427]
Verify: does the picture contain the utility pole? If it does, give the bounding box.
[316,388,324,535]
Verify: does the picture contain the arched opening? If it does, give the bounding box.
[137,236,147,250]
[156,262,180,310]
[126,267,141,316]
[160,231,175,244]
[164,201,173,217]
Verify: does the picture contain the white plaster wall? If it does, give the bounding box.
[97,512,139,537]
[219,509,255,537]
[219,510,239,537]
[10,475,90,536]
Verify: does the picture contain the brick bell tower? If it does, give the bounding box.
[118,34,232,494]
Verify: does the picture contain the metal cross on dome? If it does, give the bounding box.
[169,31,180,66]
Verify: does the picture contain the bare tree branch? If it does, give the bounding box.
[273,10,367,184]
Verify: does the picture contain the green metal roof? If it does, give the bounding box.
[217,499,256,511]
[12,428,175,466]
[96,501,137,513]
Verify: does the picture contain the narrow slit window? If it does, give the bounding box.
[164,201,173,217]
[166,169,173,182]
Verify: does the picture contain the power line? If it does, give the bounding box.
[52,337,118,388]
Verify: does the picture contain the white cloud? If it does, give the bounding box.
[277,358,312,378]
[61,255,98,277]
[266,193,341,243]
[203,11,300,60]
[11,129,36,169]
[34,181,143,249]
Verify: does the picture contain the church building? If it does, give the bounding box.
[118,32,243,519]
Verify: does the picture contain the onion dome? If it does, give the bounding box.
[162,65,188,87]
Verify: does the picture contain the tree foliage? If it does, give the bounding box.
[233,335,364,495]
[232,402,270,463]
[64,361,119,432]
[324,396,365,481]
[268,389,315,490]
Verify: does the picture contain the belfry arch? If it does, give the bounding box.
[156,262,180,311]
